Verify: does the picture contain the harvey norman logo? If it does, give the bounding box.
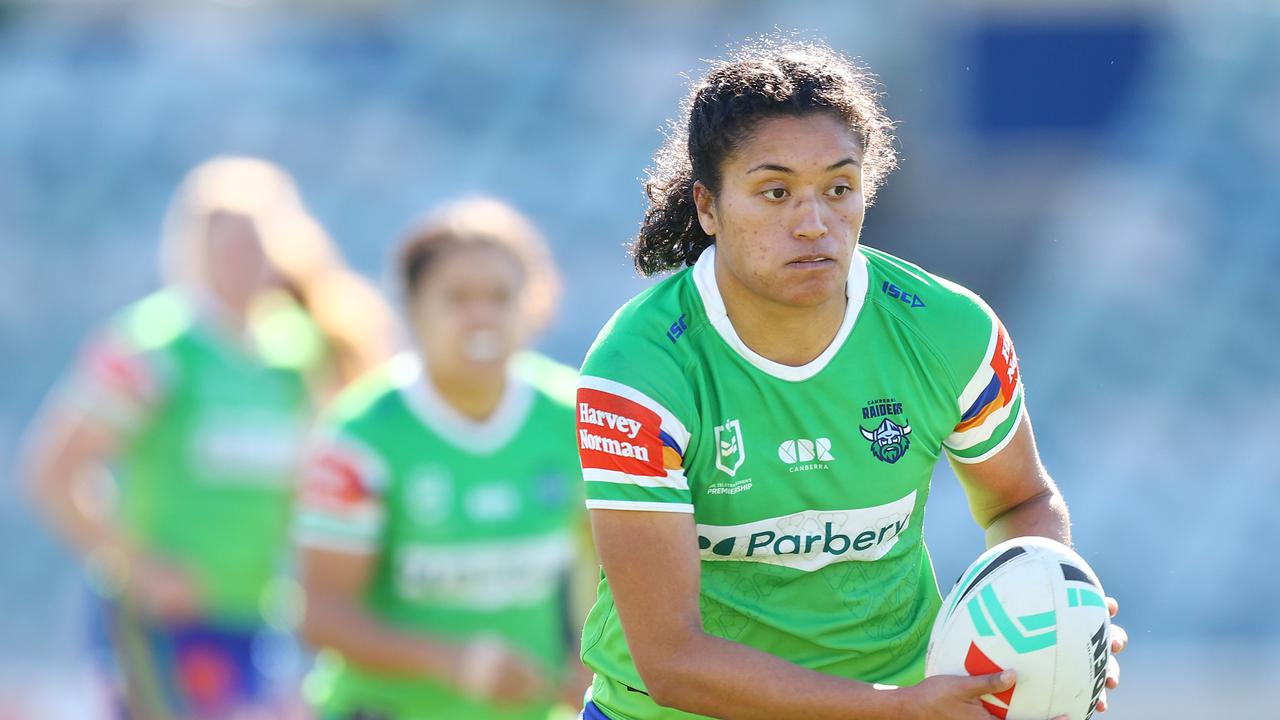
[579,403,648,461]
[695,491,916,572]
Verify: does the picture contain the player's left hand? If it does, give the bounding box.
[1095,596,1128,713]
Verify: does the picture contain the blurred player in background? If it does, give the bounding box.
[22,156,395,720]
[294,197,593,720]
[575,39,1126,720]
[256,207,400,400]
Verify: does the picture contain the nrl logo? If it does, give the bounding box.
[714,419,745,477]
[860,417,912,464]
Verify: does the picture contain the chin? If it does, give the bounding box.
[772,273,846,308]
[459,354,506,370]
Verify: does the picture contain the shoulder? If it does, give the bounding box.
[106,289,196,355]
[859,245,1005,384]
[580,268,699,410]
[60,290,193,427]
[512,349,579,410]
[577,269,700,464]
[323,355,410,433]
[85,289,196,378]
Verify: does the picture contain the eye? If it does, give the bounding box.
[826,184,853,198]
[762,187,789,201]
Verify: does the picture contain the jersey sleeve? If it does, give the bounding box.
[943,309,1026,464]
[294,430,390,553]
[59,331,170,434]
[577,339,694,514]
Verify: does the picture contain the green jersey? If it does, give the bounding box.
[295,352,583,720]
[64,290,319,621]
[576,245,1025,720]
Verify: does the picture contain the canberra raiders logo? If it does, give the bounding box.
[860,397,912,464]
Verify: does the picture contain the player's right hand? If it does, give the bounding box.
[903,672,1070,720]
[127,556,203,621]
[453,635,549,706]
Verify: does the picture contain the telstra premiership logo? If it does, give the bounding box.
[714,419,745,477]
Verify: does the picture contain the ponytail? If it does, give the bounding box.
[633,165,714,276]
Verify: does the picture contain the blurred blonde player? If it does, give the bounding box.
[22,156,395,720]
[256,208,400,401]
[294,198,593,720]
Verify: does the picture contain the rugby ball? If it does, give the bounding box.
[925,537,1110,720]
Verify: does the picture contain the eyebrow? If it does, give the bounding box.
[747,157,861,174]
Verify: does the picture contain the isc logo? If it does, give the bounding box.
[882,281,926,309]
[666,314,688,343]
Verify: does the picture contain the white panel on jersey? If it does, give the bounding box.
[392,530,574,609]
[691,246,869,383]
[695,491,917,572]
[393,353,536,455]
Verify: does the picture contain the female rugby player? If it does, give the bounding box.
[574,39,1127,720]
[295,198,592,720]
[23,156,384,719]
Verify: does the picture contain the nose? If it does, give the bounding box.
[792,192,828,241]
[465,301,502,329]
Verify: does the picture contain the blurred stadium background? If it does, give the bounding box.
[2,0,1277,716]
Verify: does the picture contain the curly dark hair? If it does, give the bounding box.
[632,37,898,276]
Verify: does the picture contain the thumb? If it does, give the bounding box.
[962,670,1016,698]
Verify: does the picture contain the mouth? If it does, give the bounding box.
[787,255,836,269]
[463,329,503,362]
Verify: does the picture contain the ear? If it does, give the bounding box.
[692,181,718,237]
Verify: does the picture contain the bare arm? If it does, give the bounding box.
[299,546,460,677]
[591,509,1014,720]
[23,402,130,561]
[298,546,547,704]
[22,399,202,619]
[952,411,1128,715]
[950,413,1071,548]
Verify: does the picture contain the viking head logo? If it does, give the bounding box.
[860,418,912,464]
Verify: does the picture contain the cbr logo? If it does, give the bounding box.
[777,438,833,463]
[714,419,745,477]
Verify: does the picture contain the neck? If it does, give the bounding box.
[715,262,848,367]
[193,289,253,343]
[422,350,507,422]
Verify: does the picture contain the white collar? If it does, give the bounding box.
[691,245,868,382]
[389,353,535,455]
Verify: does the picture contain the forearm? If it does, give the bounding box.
[302,596,462,682]
[27,449,129,563]
[984,488,1070,548]
[639,630,907,720]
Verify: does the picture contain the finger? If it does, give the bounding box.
[1109,623,1129,654]
[1096,687,1109,713]
[965,670,1016,697]
[1105,654,1120,690]
[1105,596,1119,617]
